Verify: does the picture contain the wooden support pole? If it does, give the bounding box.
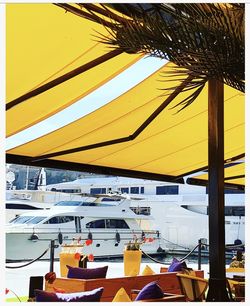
[206,79,230,301]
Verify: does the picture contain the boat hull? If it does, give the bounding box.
[5,230,163,262]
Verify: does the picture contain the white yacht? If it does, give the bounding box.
[45,176,245,250]
[6,196,164,262]
[5,167,86,222]
[5,189,86,223]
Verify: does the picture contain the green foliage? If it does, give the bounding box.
[126,238,141,251]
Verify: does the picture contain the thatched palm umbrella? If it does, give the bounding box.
[56,3,245,301]
[56,3,244,100]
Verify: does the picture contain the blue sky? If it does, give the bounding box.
[6,56,167,150]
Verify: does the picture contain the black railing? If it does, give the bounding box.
[142,239,244,271]
[5,247,49,269]
[6,238,244,272]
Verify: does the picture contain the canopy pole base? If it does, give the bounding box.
[206,278,231,301]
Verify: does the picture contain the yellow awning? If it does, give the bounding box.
[187,162,245,187]
[7,60,245,179]
[6,4,245,184]
[6,3,142,136]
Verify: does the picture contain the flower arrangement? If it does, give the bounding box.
[123,234,156,277]
[45,237,95,284]
[61,237,94,262]
[125,234,155,251]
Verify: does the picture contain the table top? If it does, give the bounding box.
[226,272,245,281]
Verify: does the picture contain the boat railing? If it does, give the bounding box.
[7,228,160,243]
[6,238,244,274]
[6,247,50,269]
[141,238,245,271]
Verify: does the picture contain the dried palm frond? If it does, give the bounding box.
[56,3,244,109]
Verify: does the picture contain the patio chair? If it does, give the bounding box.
[176,273,208,301]
[227,279,245,302]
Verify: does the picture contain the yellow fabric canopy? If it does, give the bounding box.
[6,3,142,136]
[7,59,244,178]
[6,4,245,183]
[188,162,245,187]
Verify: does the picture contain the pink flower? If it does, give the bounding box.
[88,254,94,262]
[144,237,154,243]
[74,252,81,260]
[85,239,93,246]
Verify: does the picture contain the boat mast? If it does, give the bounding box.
[25,166,30,190]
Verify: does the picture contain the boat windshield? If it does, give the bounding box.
[26,217,47,224]
[53,201,114,207]
[10,216,35,224]
[54,201,97,206]
[54,201,84,206]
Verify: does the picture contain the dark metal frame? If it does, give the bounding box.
[6,49,123,110]
[6,153,184,184]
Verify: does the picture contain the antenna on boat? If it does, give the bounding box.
[25,166,30,190]
[34,168,47,190]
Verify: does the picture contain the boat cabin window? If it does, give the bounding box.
[54,201,84,206]
[106,219,129,229]
[86,219,105,228]
[156,185,179,195]
[120,187,144,194]
[130,206,151,215]
[121,187,129,193]
[26,217,46,224]
[206,206,245,216]
[10,216,35,224]
[90,188,106,194]
[205,187,244,194]
[86,219,129,229]
[51,188,81,193]
[44,216,75,224]
[224,206,245,217]
[6,203,42,210]
[101,198,121,202]
[130,187,139,194]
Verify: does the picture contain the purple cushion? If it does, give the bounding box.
[168,257,183,272]
[35,287,104,302]
[135,281,164,301]
[66,265,108,279]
